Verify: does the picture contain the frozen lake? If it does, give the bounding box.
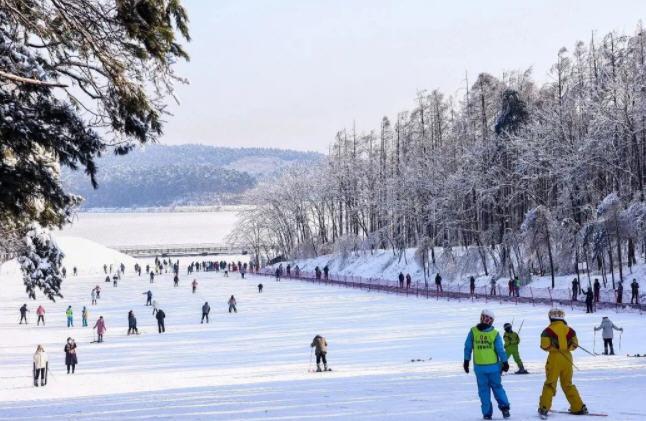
[58,210,240,247]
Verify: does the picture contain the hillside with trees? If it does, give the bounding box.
[61,144,322,208]
[232,25,646,288]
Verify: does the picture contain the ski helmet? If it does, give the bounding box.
[548,308,565,321]
[480,309,495,325]
[503,323,512,331]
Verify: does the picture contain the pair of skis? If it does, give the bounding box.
[541,410,607,418]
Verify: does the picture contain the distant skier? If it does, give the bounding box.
[36,305,45,326]
[103,264,108,274]
[93,316,106,343]
[286,264,291,277]
[82,306,88,327]
[105,275,110,283]
[173,274,179,287]
[156,309,166,333]
[469,276,476,296]
[258,283,263,293]
[503,323,527,374]
[240,267,246,279]
[406,273,412,289]
[315,266,321,280]
[113,274,118,287]
[571,278,579,301]
[33,345,48,387]
[95,285,101,299]
[323,265,329,280]
[73,266,77,276]
[294,265,300,277]
[228,295,237,313]
[19,304,29,324]
[399,272,404,288]
[311,335,329,372]
[62,266,67,278]
[616,280,624,304]
[66,306,73,327]
[594,316,622,355]
[150,271,155,283]
[201,302,210,324]
[64,337,77,374]
[463,309,510,420]
[538,308,587,418]
[91,288,97,305]
[192,279,198,294]
[585,287,594,313]
[143,290,152,306]
[513,276,520,297]
[631,279,640,304]
[435,273,443,293]
[593,278,601,303]
[275,267,281,282]
[127,310,139,335]
[489,277,497,296]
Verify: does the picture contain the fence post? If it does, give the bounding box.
[498,285,502,304]
[484,286,488,304]
[530,287,535,306]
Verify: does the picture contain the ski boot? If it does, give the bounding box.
[538,407,549,419]
[515,364,529,374]
[501,408,510,419]
[324,364,329,372]
[483,415,492,420]
[569,405,588,415]
[33,378,38,387]
[316,364,322,373]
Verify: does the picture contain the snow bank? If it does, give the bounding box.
[54,235,136,275]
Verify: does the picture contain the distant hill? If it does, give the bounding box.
[62,144,323,208]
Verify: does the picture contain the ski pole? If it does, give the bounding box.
[576,344,596,357]
[619,330,623,353]
[517,320,525,335]
[593,330,596,355]
[558,348,580,371]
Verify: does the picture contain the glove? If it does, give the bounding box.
[502,362,510,372]
[463,360,470,373]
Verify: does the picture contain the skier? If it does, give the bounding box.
[311,335,329,372]
[192,279,198,294]
[503,323,527,374]
[513,276,521,297]
[323,265,329,280]
[152,300,159,316]
[508,279,514,296]
[62,266,67,278]
[616,280,624,304]
[173,274,179,287]
[463,309,511,420]
[93,316,106,343]
[150,271,155,283]
[275,267,281,281]
[593,278,601,303]
[33,345,48,387]
[228,295,237,313]
[36,305,45,326]
[315,266,321,280]
[82,306,88,327]
[571,278,579,301]
[64,337,77,374]
[73,266,77,276]
[399,272,405,288]
[538,308,587,418]
[95,285,101,299]
[143,290,152,306]
[103,264,107,274]
[406,273,412,289]
[113,274,118,287]
[66,306,73,327]
[489,277,497,296]
[294,265,301,277]
[435,273,443,293]
[286,264,291,277]
[240,267,246,279]
[19,304,29,324]
[201,302,210,324]
[156,308,166,333]
[585,287,594,313]
[258,283,263,293]
[630,279,640,305]
[91,288,97,305]
[127,310,139,335]
[469,276,476,296]
[105,275,110,283]
[594,316,623,355]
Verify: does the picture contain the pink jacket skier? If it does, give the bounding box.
[93,316,107,343]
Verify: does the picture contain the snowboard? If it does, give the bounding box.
[549,409,607,417]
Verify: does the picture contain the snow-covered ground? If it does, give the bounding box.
[1,237,646,420]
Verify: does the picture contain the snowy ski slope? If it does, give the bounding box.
[1,237,645,420]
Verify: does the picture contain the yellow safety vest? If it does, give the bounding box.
[472,327,499,365]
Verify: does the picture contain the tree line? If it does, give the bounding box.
[231,25,646,288]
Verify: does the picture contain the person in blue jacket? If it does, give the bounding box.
[464,309,511,420]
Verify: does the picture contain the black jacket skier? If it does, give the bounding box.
[156,309,166,333]
[201,302,210,324]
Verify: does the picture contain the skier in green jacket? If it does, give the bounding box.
[503,323,528,374]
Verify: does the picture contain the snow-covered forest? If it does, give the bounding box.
[232,26,646,287]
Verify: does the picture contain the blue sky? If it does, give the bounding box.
[161,0,646,152]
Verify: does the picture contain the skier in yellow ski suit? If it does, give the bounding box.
[537,308,587,418]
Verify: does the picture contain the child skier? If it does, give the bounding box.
[311,335,329,372]
[82,306,88,327]
[228,295,237,313]
[503,323,527,374]
[66,306,73,327]
[36,305,45,326]
[594,316,623,355]
[464,309,510,420]
[192,279,198,294]
[33,345,48,387]
[538,308,587,418]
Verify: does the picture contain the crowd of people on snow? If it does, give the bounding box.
[22,256,253,387]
